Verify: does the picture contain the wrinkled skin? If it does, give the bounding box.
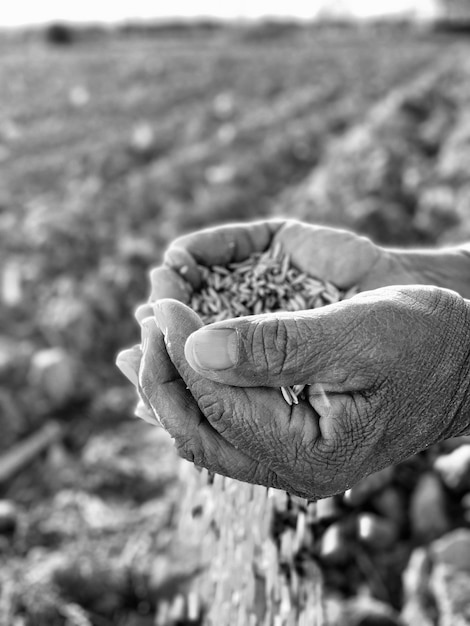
[118,220,470,500]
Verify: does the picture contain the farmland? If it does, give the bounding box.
[1,21,470,625]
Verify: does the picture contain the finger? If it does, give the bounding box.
[135,303,154,323]
[137,316,182,426]
[116,343,160,426]
[161,245,203,290]
[139,315,284,488]
[274,222,380,289]
[164,220,284,274]
[183,299,374,390]
[116,345,142,387]
[148,266,192,304]
[134,397,160,425]
[151,299,329,489]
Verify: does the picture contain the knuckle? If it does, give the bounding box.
[198,392,231,434]
[257,467,285,491]
[280,431,306,471]
[174,436,204,467]
[198,392,224,421]
[249,318,292,376]
[307,441,359,495]
[174,438,194,462]
[317,427,357,466]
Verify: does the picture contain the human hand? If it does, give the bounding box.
[144,220,412,308]
[136,219,470,324]
[132,285,470,500]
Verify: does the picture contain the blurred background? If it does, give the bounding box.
[2,1,470,625]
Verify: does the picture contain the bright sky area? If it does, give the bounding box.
[0,0,441,27]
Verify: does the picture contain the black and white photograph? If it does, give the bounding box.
[2,1,470,624]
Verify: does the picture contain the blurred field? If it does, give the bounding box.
[1,21,470,626]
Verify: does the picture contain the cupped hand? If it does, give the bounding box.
[135,285,470,500]
[145,220,418,310]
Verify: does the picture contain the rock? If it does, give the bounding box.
[413,185,459,238]
[0,336,33,379]
[343,466,394,507]
[431,529,470,573]
[45,442,81,490]
[431,563,470,626]
[331,595,404,626]
[371,486,407,531]
[462,493,470,523]
[430,531,470,626]
[129,122,155,157]
[81,421,178,501]
[1,260,23,307]
[29,347,77,408]
[439,435,470,453]
[409,472,451,542]
[402,547,431,598]
[68,85,90,108]
[205,164,236,185]
[212,92,235,120]
[434,445,470,493]
[400,547,435,626]
[437,110,470,183]
[117,235,156,263]
[319,520,351,564]
[0,500,18,534]
[0,389,24,453]
[357,513,399,550]
[402,531,470,626]
[315,495,342,522]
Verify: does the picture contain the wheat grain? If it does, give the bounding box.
[190,244,355,404]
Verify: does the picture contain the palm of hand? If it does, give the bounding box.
[272,221,383,290]
[152,220,408,312]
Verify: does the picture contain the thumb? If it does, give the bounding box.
[184,301,365,388]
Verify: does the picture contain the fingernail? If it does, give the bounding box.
[116,346,142,387]
[185,328,238,370]
[141,317,157,354]
[164,247,201,288]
